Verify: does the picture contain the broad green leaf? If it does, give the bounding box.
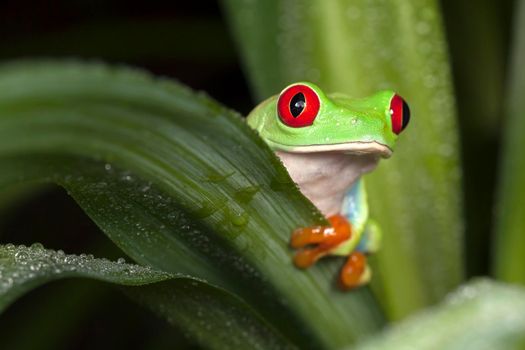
[355,280,525,350]
[0,243,290,350]
[494,0,525,283]
[222,0,463,318]
[0,61,384,348]
[0,243,169,311]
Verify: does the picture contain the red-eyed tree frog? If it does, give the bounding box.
[247,82,410,289]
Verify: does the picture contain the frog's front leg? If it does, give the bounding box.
[291,214,351,268]
[291,215,371,289]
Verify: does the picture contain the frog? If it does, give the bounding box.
[246,82,410,289]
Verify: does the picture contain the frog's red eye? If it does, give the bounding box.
[277,84,320,127]
[389,94,410,135]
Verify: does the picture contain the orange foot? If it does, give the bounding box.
[339,251,370,290]
[290,215,351,268]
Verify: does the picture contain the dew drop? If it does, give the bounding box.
[203,170,234,183]
[195,200,220,218]
[30,242,44,250]
[231,211,249,227]
[234,186,260,204]
[14,251,29,263]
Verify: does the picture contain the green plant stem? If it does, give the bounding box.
[494,0,525,283]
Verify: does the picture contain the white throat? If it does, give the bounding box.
[276,151,380,216]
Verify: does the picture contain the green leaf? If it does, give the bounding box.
[354,279,525,350]
[0,243,290,350]
[441,0,507,277]
[0,243,169,311]
[0,61,384,348]
[494,0,525,283]
[222,0,464,318]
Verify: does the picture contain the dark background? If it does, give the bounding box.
[0,1,515,349]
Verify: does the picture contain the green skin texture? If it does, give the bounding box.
[247,82,399,259]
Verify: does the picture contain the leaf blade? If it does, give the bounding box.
[0,61,384,348]
[355,280,525,350]
[0,243,292,350]
[494,0,525,283]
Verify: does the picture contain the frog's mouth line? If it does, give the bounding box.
[284,141,393,158]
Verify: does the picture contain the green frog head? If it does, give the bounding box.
[246,82,410,157]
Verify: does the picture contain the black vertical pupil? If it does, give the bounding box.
[401,100,410,130]
[290,93,306,117]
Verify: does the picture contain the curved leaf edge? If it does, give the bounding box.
[0,243,294,350]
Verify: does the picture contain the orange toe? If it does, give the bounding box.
[291,226,331,248]
[293,249,319,268]
[340,252,367,289]
[290,215,351,249]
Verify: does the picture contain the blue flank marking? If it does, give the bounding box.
[342,179,368,252]
[356,234,369,252]
[343,180,362,224]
